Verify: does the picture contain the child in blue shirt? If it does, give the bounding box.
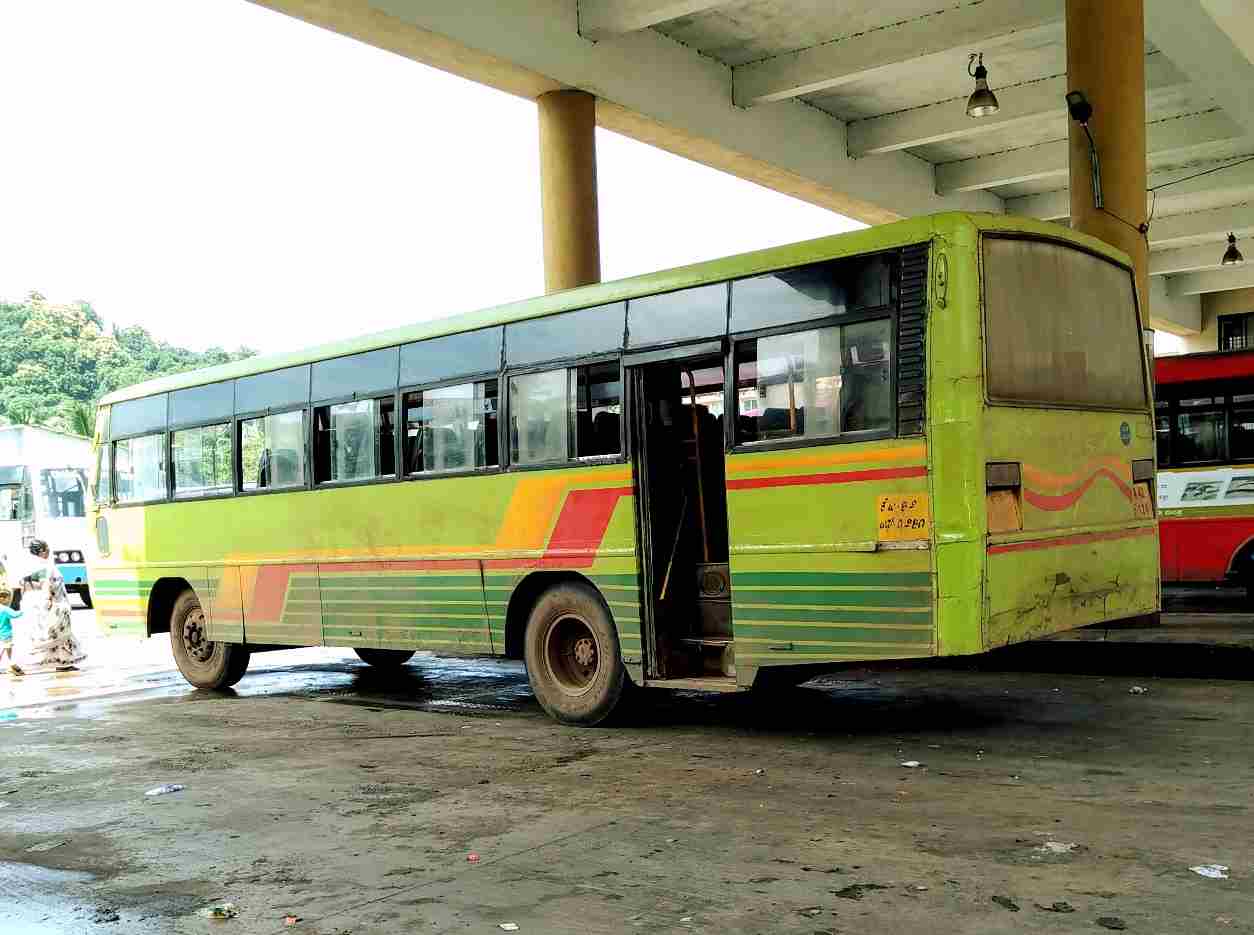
[0,587,23,676]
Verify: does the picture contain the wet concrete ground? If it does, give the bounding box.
[1,598,1252,933]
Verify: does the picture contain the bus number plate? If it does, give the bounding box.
[877,494,931,541]
[1132,481,1154,519]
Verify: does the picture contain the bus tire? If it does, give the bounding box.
[169,588,250,690]
[353,648,416,668]
[79,588,93,610]
[523,581,626,726]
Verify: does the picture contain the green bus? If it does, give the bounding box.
[90,212,1158,725]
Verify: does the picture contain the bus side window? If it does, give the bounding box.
[115,434,167,503]
[575,363,621,458]
[735,320,892,444]
[404,381,498,475]
[95,445,111,505]
[172,423,233,499]
[313,397,396,484]
[240,411,306,491]
[509,371,568,466]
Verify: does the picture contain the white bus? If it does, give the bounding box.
[0,425,94,607]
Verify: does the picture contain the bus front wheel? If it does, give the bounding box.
[169,588,251,690]
[353,648,416,668]
[523,581,626,726]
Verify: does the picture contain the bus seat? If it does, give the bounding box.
[593,411,620,453]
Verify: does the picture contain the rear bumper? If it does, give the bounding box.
[985,524,1159,648]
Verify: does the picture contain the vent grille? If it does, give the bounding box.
[896,244,929,436]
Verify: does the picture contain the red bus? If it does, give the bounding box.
[1156,350,1254,592]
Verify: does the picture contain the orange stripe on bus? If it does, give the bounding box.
[1022,456,1130,491]
[727,465,927,490]
[1023,468,1135,511]
[727,443,926,477]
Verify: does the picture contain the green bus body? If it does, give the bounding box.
[90,212,1158,699]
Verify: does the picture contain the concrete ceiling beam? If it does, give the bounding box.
[732,0,1063,107]
[936,110,1240,194]
[578,1,726,41]
[848,53,1187,158]
[1147,0,1254,135]
[251,0,1003,224]
[1167,263,1254,295]
[1007,161,1254,220]
[1149,202,1254,248]
[1149,242,1229,275]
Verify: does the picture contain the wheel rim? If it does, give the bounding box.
[183,608,214,664]
[542,613,600,696]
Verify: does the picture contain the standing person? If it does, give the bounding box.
[23,540,85,671]
[0,586,22,676]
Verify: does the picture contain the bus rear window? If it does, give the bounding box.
[982,237,1145,410]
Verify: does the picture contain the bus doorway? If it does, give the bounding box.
[629,353,734,686]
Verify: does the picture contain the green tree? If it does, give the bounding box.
[0,294,253,428]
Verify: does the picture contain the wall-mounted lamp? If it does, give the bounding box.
[966,53,1000,118]
[1065,89,1103,209]
[1223,233,1245,266]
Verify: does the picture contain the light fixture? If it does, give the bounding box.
[1065,89,1103,209]
[966,53,1000,118]
[1223,233,1244,266]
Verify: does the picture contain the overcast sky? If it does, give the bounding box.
[0,0,859,355]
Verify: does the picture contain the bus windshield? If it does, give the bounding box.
[982,237,1146,410]
[41,468,88,518]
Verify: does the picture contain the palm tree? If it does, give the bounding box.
[64,401,95,438]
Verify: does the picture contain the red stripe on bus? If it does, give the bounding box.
[726,465,927,490]
[1022,468,1134,511]
[987,525,1155,554]
[326,560,482,573]
[251,563,318,621]
[1156,349,1254,385]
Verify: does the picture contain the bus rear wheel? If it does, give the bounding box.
[523,581,626,726]
[353,648,416,668]
[169,588,251,690]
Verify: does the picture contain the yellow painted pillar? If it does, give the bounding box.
[1066,0,1148,323]
[537,89,601,293]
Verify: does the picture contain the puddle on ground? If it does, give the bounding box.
[0,861,186,934]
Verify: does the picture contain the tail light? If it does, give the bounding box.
[1130,459,1155,518]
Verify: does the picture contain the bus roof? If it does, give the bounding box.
[101,212,1131,406]
[1155,349,1254,385]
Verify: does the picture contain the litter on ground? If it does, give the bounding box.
[145,784,185,797]
[26,840,67,853]
[1035,841,1079,855]
[1189,864,1230,879]
[198,903,238,920]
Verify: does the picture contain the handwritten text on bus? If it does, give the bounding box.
[876,493,931,542]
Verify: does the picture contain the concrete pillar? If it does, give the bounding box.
[1066,0,1148,323]
[537,89,601,293]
